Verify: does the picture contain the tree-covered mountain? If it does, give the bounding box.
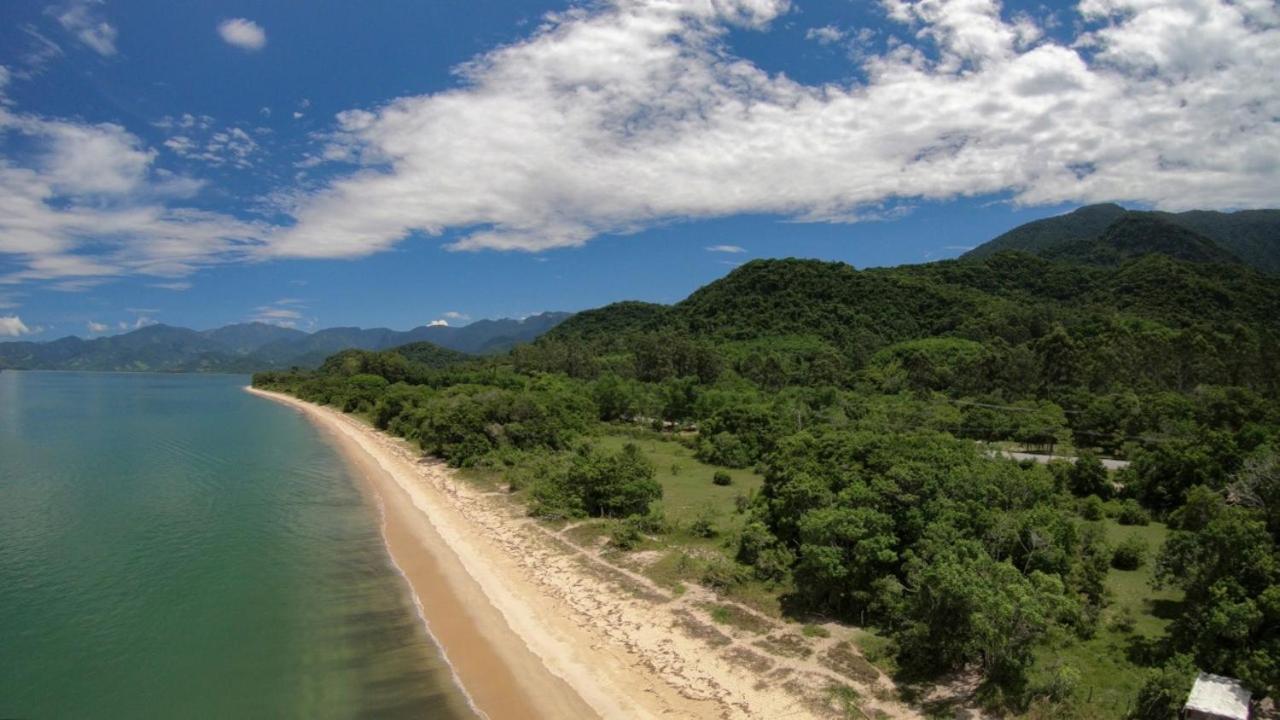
[964,204,1280,273]
[0,312,571,372]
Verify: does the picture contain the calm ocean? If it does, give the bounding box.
[0,371,474,719]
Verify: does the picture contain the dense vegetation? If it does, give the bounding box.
[964,203,1280,274]
[255,231,1280,717]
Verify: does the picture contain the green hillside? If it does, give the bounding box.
[965,203,1280,273]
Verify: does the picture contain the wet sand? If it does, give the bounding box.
[250,388,597,719]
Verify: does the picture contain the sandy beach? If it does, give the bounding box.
[248,388,921,720]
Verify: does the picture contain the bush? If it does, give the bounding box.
[713,471,733,486]
[1079,494,1105,520]
[609,521,643,551]
[700,557,748,592]
[1111,536,1148,570]
[1117,499,1151,526]
[630,506,670,535]
[690,506,718,538]
[1130,655,1195,720]
[1033,664,1080,703]
[1069,451,1111,498]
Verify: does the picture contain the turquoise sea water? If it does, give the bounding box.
[0,371,474,719]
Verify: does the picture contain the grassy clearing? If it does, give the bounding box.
[1028,519,1181,719]
[593,431,763,531]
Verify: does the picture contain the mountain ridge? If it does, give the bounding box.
[964,203,1280,272]
[0,312,572,372]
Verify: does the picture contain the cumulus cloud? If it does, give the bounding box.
[217,18,267,51]
[0,315,35,336]
[0,86,264,288]
[806,25,846,45]
[427,319,450,327]
[55,0,118,57]
[86,320,109,333]
[706,244,746,253]
[266,0,1280,259]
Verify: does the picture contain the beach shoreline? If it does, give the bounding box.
[247,387,918,720]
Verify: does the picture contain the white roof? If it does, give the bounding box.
[1186,672,1251,719]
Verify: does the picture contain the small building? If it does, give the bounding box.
[1185,672,1252,720]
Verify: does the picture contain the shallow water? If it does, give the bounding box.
[0,371,474,719]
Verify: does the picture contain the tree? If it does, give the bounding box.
[1158,507,1280,696]
[895,547,1067,690]
[573,443,662,518]
[1130,655,1195,720]
[1069,451,1110,498]
[1111,536,1147,570]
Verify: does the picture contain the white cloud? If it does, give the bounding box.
[217,18,266,51]
[38,120,155,194]
[0,315,35,336]
[162,124,259,168]
[86,320,109,333]
[706,244,746,253]
[427,319,449,327]
[265,0,1280,259]
[249,299,306,327]
[0,86,265,288]
[149,281,192,290]
[19,26,65,76]
[55,1,118,57]
[132,315,156,329]
[442,311,470,321]
[806,25,846,45]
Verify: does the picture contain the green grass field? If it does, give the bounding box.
[593,431,763,531]
[1029,519,1182,718]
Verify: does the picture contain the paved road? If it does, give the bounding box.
[998,450,1130,470]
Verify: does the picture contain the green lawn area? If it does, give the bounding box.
[591,430,782,611]
[593,431,763,531]
[1029,519,1182,719]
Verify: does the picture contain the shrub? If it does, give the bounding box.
[1111,536,1148,570]
[630,506,670,535]
[690,506,719,538]
[713,471,733,486]
[700,557,748,592]
[1130,655,1195,720]
[801,624,830,638]
[1034,664,1081,703]
[1110,608,1136,634]
[1117,499,1151,526]
[1069,451,1111,498]
[610,521,643,551]
[1079,494,1105,520]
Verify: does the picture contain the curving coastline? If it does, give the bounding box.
[247,387,916,720]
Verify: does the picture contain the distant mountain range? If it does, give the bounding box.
[0,312,571,373]
[963,204,1280,273]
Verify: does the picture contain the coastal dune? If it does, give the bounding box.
[249,388,912,720]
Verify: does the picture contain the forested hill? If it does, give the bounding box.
[545,249,1280,397]
[964,204,1280,273]
[0,312,570,372]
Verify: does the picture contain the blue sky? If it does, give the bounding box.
[0,0,1275,339]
